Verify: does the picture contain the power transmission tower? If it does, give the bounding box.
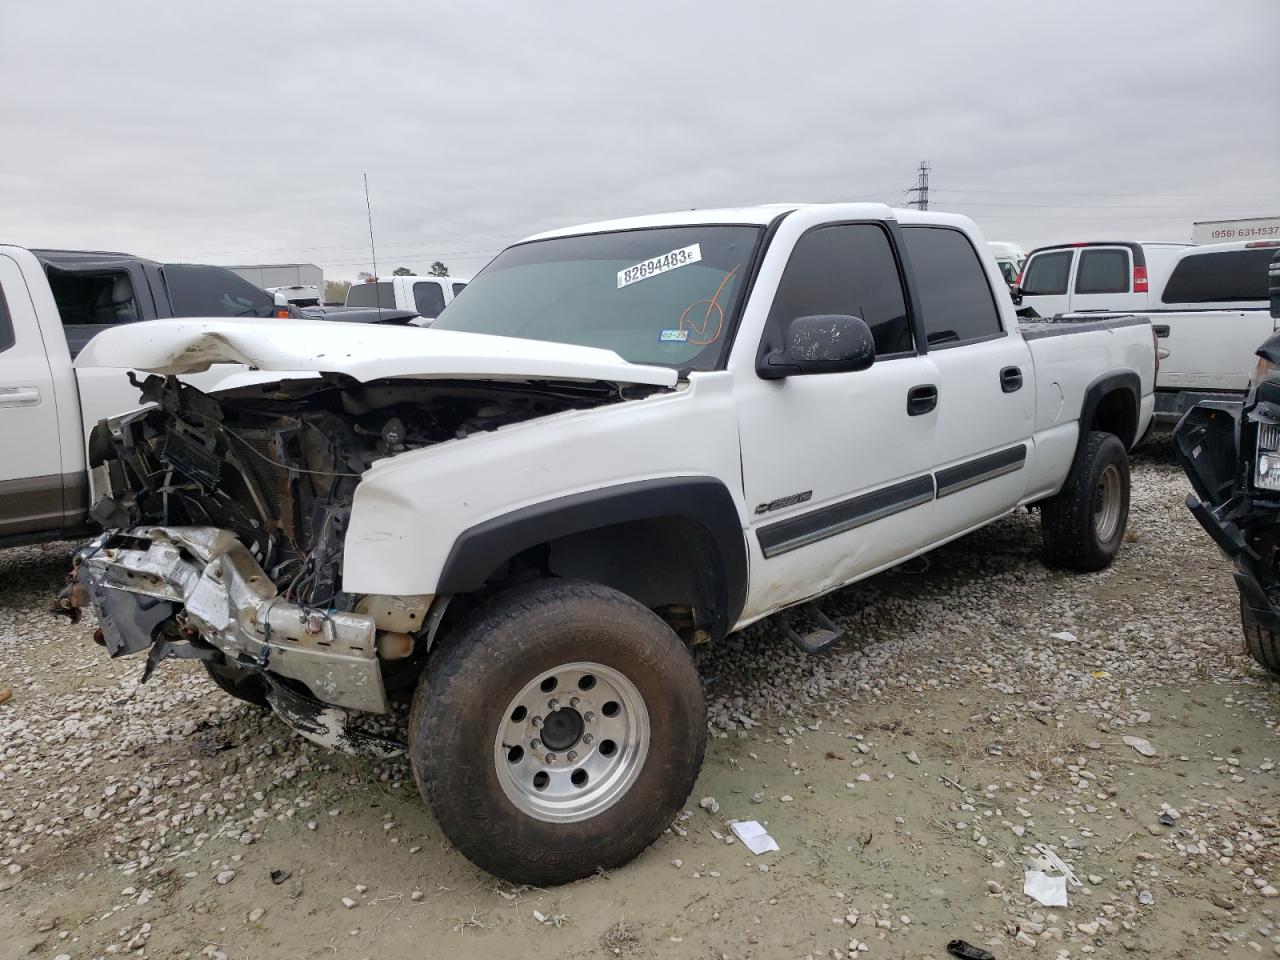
[905,161,931,210]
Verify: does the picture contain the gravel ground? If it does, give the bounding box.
[2,440,1278,960]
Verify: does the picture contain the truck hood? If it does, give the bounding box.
[74,317,678,388]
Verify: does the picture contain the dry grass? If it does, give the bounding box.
[950,723,1084,783]
[602,917,641,954]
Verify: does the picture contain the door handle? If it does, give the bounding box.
[907,384,938,416]
[1000,366,1023,393]
[1152,324,1170,339]
[0,386,41,408]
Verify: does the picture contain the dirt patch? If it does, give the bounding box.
[2,445,1278,959]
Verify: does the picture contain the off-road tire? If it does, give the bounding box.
[202,658,271,709]
[408,579,706,885]
[1041,431,1130,571]
[1241,599,1280,677]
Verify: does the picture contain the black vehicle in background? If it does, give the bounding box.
[32,250,287,357]
[1175,248,1280,676]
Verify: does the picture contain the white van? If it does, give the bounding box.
[1016,241,1191,317]
[345,274,471,320]
[987,241,1025,285]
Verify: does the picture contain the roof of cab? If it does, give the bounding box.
[1172,239,1280,259]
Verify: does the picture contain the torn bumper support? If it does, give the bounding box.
[69,526,390,715]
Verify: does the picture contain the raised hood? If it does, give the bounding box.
[74,317,679,388]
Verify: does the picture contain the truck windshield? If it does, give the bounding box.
[431,226,762,370]
[162,264,275,318]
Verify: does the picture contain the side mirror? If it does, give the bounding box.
[758,314,876,380]
[1009,284,1024,306]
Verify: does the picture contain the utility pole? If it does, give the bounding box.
[906,160,931,211]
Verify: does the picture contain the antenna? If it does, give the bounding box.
[906,160,931,211]
[364,173,381,318]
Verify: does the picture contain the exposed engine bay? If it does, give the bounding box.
[58,372,648,744]
[90,373,638,609]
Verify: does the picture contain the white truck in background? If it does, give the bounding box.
[62,202,1156,886]
[1143,240,1280,424]
[988,241,1025,285]
[345,274,471,321]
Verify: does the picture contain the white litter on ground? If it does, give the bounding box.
[1024,870,1069,907]
[730,820,780,855]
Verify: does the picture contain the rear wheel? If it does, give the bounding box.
[1241,600,1280,677]
[409,579,706,885]
[202,658,270,709]
[1041,431,1130,571]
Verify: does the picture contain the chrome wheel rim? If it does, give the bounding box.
[494,661,650,823]
[1093,464,1122,542]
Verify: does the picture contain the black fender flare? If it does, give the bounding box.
[1077,370,1142,456]
[435,476,749,636]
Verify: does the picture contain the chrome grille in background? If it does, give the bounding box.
[1258,423,1280,453]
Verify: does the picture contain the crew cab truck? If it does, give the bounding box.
[61,203,1156,885]
[1145,240,1280,425]
[0,246,285,546]
[344,273,470,320]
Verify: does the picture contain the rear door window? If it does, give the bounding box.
[767,223,914,357]
[162,264,274,318]
[46,270,141,357]
[451,282,468,297]
[346,281,397,308]
[1021,250,1072,295]
[1075,248,1130,294]
[901,226,1004,347]
[413,281,446,318]
[1162,248,1274,303]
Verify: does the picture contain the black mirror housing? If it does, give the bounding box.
[758,314,876,380]
[1009,284,1024,306]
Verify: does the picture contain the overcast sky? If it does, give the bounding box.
[3,1,1278,282]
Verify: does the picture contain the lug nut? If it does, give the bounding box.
[582,733,594,745]
[569,697,581,708]
[547,699,559,711]
[584,711,595,723]
[531,716,543,728]
[546,753,557,764]
[566,751,577,762]
[530,739,541,750]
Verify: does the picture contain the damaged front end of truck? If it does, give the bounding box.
[56,368,643,753]
[1174,338,1280,637]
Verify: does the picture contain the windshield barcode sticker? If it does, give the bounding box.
[618,244,702,289]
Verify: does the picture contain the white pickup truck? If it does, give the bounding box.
[344,273,470,320]
[0,246,288,547]
[60,203,1156,885]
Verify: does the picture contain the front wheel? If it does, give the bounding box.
[1241,599,1280,677]
[1041,431,1131,571]
[408,579,706,885]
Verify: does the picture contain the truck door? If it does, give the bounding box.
[735,221,940,618]
[1070,246,1141,313]
[898,226,1035,544]
[0,253,66,539]
[1018,248,1074,318]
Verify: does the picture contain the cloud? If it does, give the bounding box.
[2,0,1277,280]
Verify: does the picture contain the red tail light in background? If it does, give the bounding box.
[1133,265,1149,293]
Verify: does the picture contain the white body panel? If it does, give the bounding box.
[1156,308,1276,391]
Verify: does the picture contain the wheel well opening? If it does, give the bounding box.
[462,516,729,643]
[1091,388,1138,448]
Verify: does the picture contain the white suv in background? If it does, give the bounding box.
[1016,240,1190,317]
